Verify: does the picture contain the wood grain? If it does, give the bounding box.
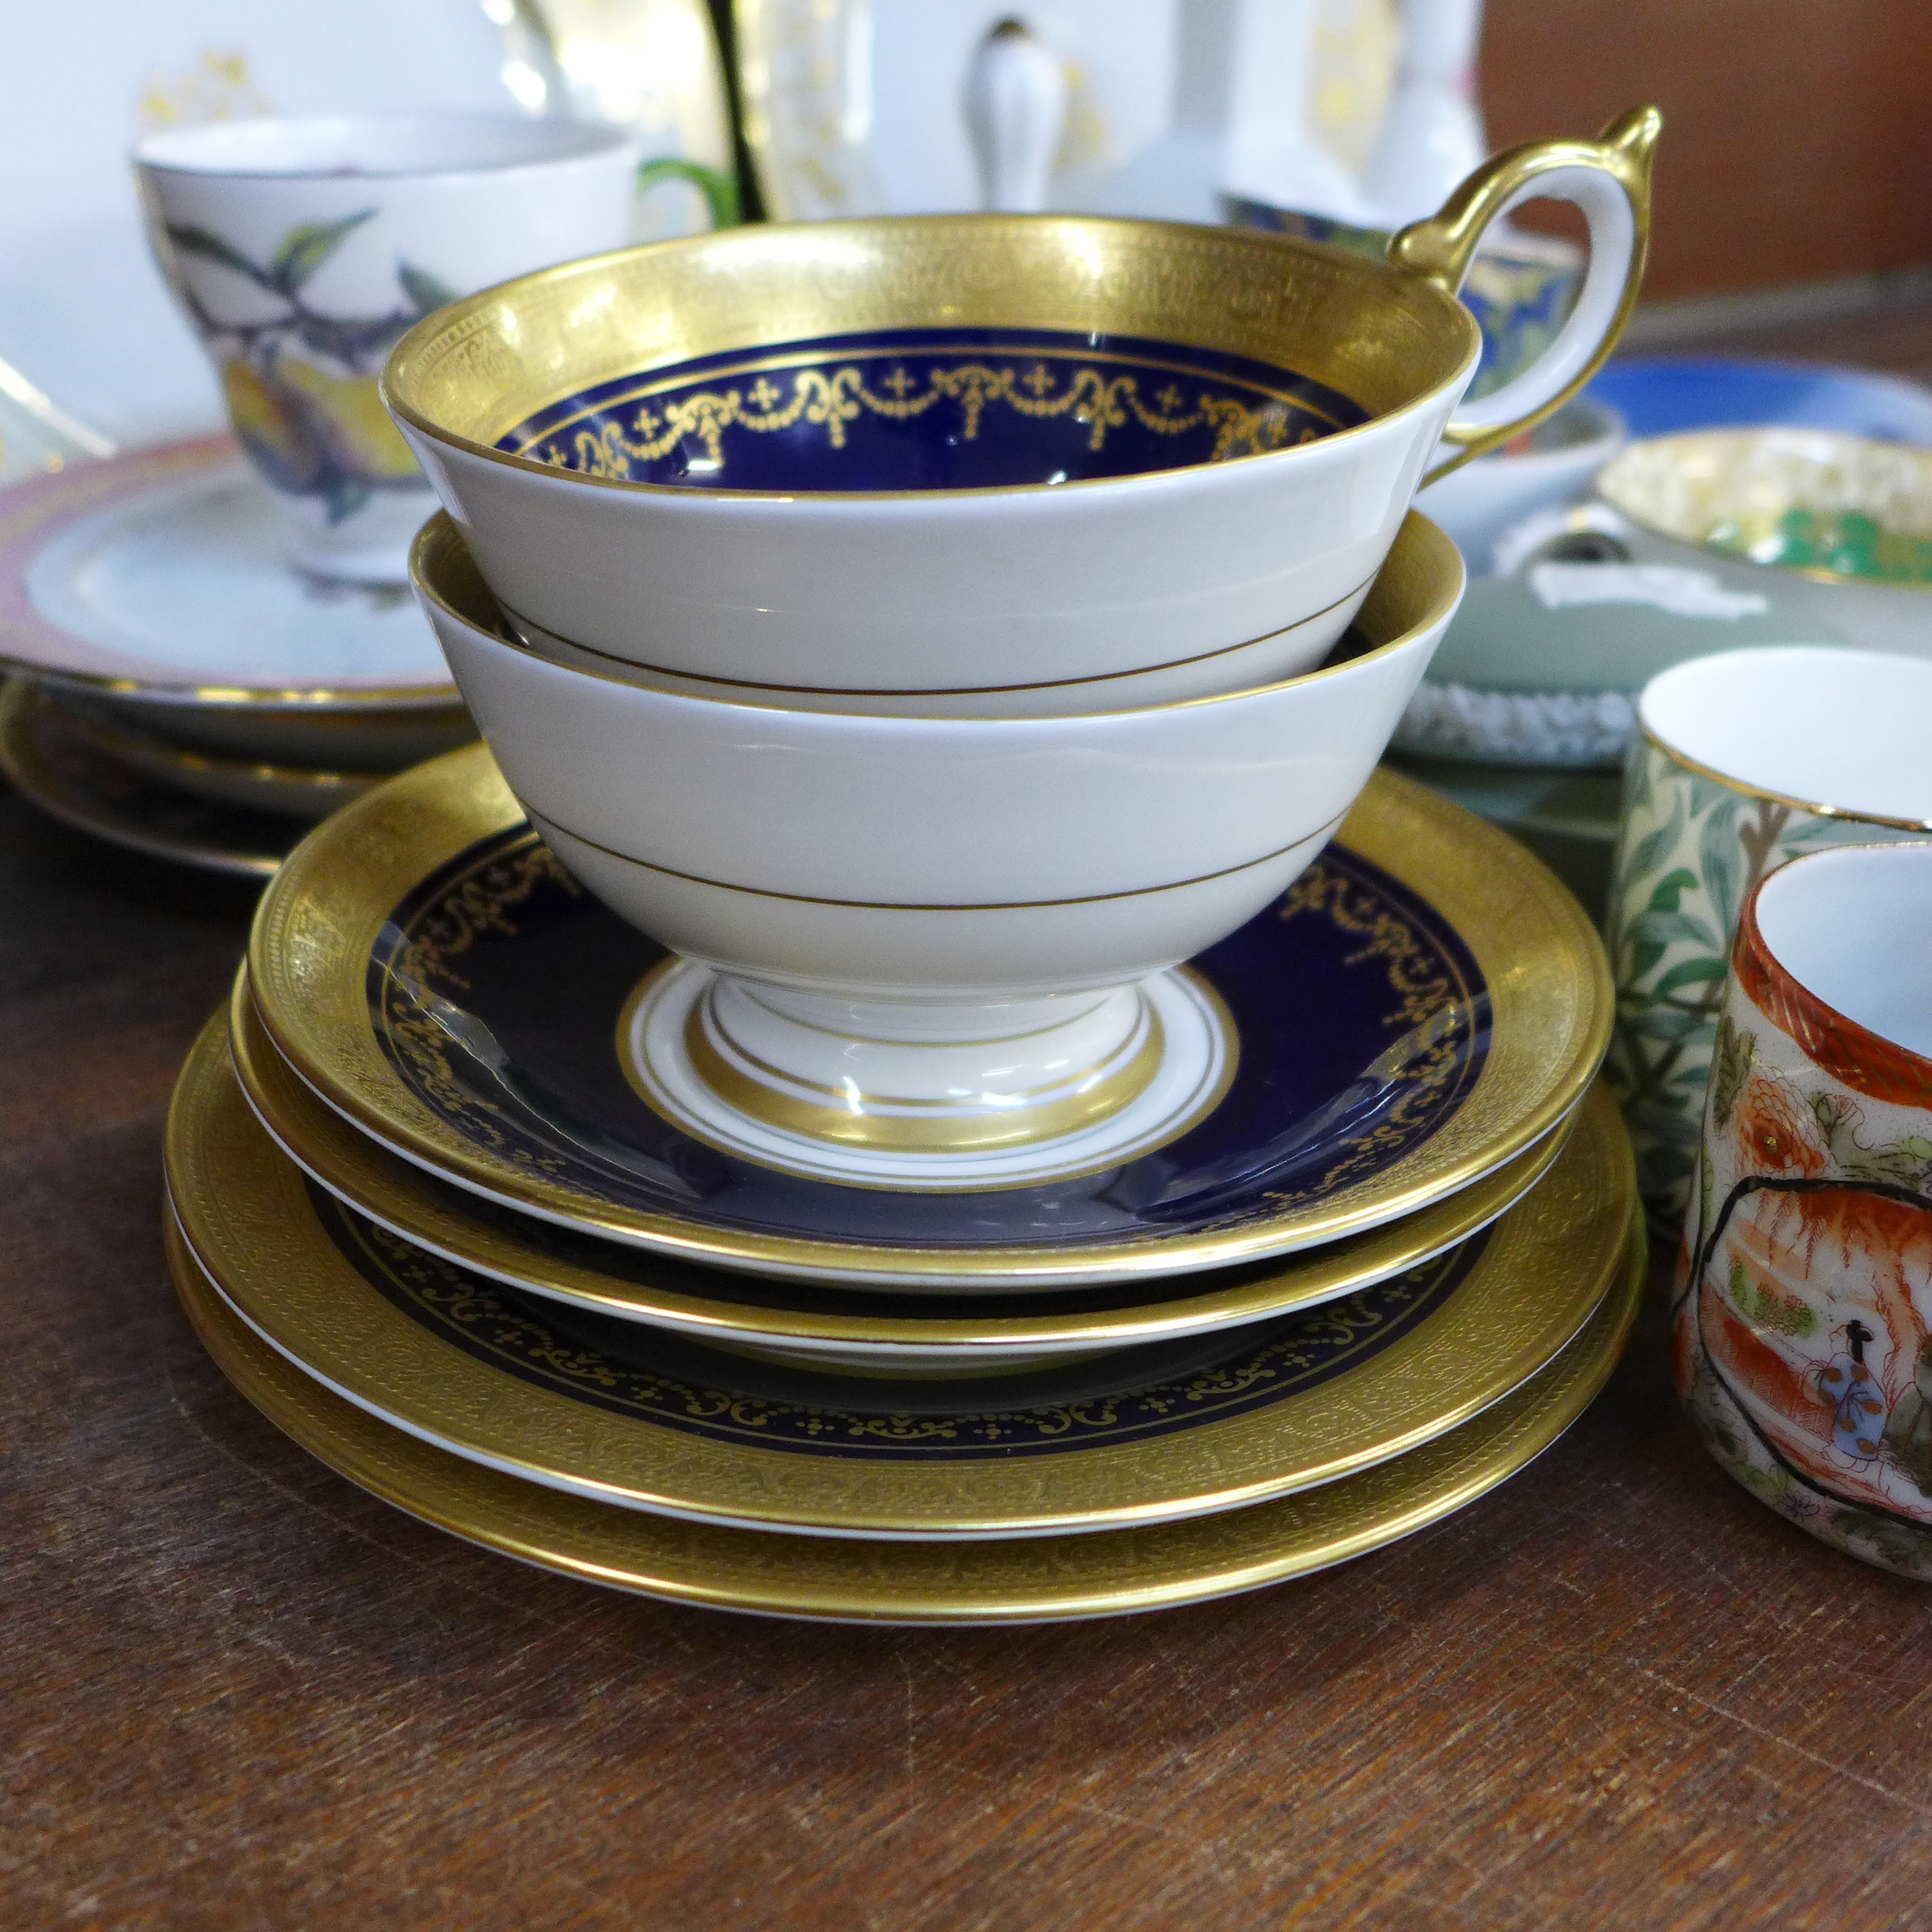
[1482,0,1932,299]
[11,302,1932,1922]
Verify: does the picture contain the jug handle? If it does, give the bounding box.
[1393,105,1661,487]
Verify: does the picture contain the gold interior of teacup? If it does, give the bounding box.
[412,503,1462,706]
[385,215,1479,479]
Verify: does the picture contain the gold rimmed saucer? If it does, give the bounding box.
[0,677,294,877]
[50,691,384,822]
[244,744,1612,1288]
[0,436,460,709]
[167,1013,1638,1540]
[167,1208,1644,1623]
[230,970,1591,1372]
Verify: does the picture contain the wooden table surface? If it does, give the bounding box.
[11,330,1932,1930]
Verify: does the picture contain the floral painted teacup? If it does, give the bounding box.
[1605,645,1932,1229]
[1676,840,1932,1578]
[134,113,645,585]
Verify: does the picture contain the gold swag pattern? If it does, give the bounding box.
[534,358,1323,479]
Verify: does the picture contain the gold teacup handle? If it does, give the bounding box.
[1393,105,1662,487]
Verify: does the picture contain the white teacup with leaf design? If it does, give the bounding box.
[134,114,644,585]
[1606,645,1932,1227]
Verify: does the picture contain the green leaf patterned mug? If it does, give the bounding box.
[1606,645,1932,1229]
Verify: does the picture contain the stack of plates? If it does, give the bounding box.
[165,743,1640,1623]
[0,438,473,873]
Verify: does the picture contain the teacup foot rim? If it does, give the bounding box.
[618,958,1236,1192]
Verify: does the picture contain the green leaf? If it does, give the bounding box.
[1626,1006,1712,1042]
[1651,956,1729,998]
[270,209,376,294]
[1630,906,1720,950]
[397,260,460,316]
[1620,794,1686,895]
[1666,1063,1720,1105]
[1784,814,1863,852]
[164,222,270,285]
[1623,741,1656,815]
[1638,1143,1695,1190]
[1645,867,1700,915]
[1626,936,1667,984]
[1626,1097,1705,1146]
[1709,1012,1754,1127]
[1697,793,1744,938]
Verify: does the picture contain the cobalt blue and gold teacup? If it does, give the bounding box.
[384,111,1657,706]
[410,510,1465,1192]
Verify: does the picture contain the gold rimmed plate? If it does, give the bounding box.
[167,1206,1644,1623]
[0,678,294,878]
[168,1013,1637,1539]
[51,692,384,823]
[230,968,1592,1371]
[246,744,1611,1288]
[0,436,459,708]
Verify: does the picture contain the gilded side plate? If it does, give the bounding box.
[167,1015,1637,1539]
[51,692,383,823]
[245,744,1611,1288]
[0,678,293,878]
[230,967,1587,1364]
[0,437,460,706]
[167,1208,1645,1623]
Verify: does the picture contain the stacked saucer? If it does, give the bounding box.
[164,727,1637,1621]
[0,437,473,873]
[165,180,1661,1618]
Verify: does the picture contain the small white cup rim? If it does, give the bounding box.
[131,110,638,182]
[1636,643,1932,833]
[1753,839,1932,1061]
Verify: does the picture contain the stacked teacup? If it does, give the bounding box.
[164,114,1671,1622]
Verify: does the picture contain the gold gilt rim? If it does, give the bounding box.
[50,697,389,791]
[4,657,466,712]
[245,743,1612,1285]
[1597,429,1932,597]
[165,1206,1645,1621]
[495,566,1378,702]
[0,436,462,710]
[1636,717,1932,835]
[165,1013,1636,1537]
[381,214,1479,506]
[0,680,288,879]
[230,970,1585,1345]
[415,509,1462,725]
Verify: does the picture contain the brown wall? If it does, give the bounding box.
[1479,0,1932,299]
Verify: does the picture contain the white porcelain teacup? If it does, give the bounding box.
[412,509,1464,1191]
[386,112,1655,700]
[134,113,645,585]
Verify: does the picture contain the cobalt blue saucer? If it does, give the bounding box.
[248,750,1611,1288]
